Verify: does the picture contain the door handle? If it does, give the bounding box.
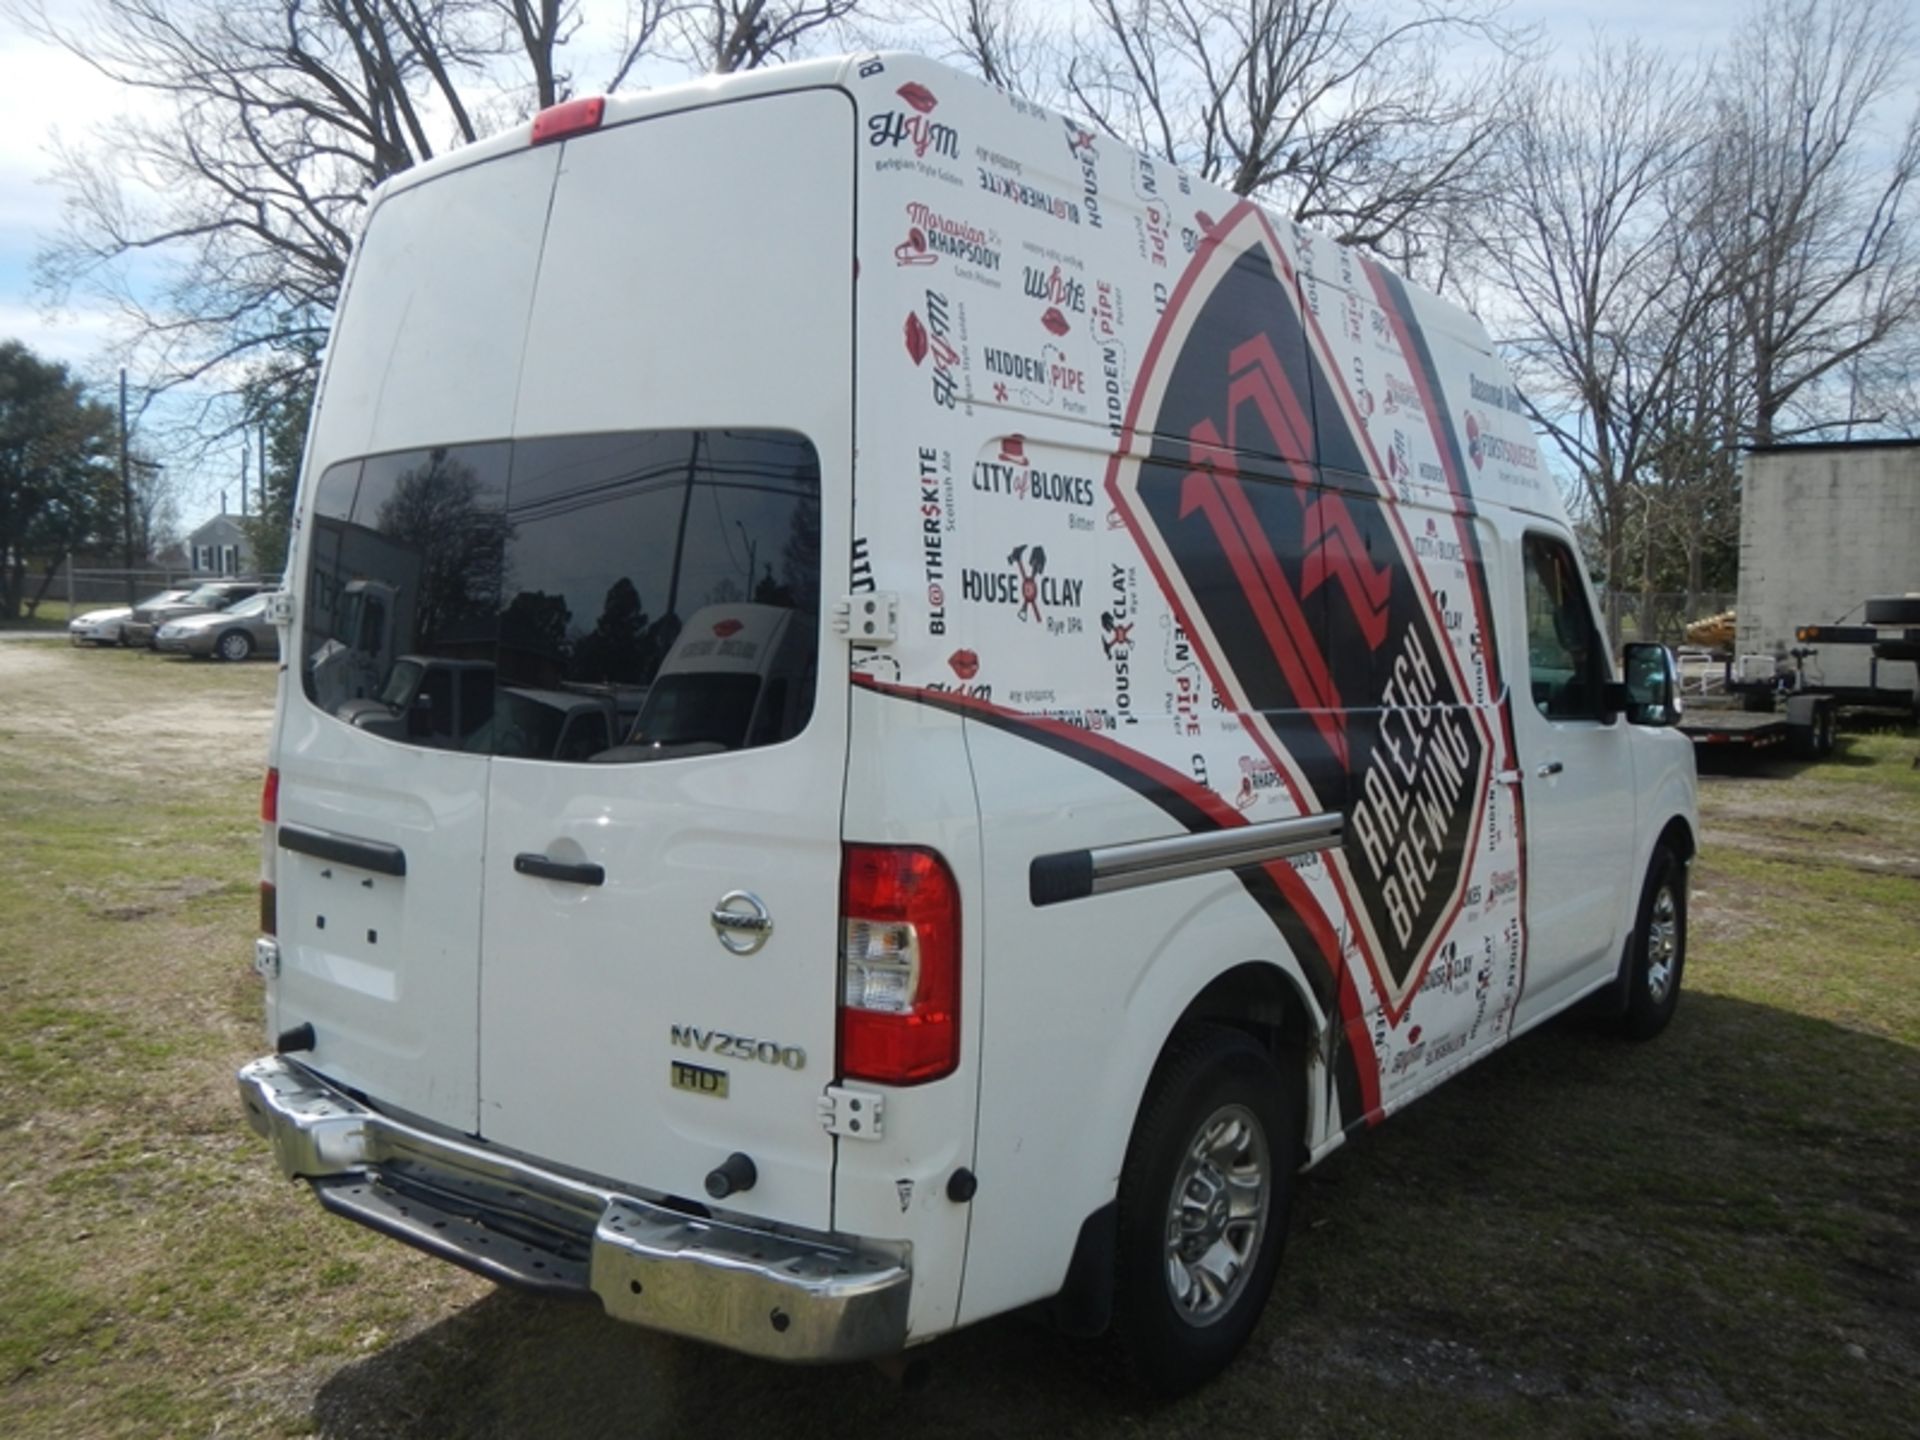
[513,852,605,886]
[1536,760,1564,778]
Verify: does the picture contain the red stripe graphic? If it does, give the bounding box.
[855,672,1384,1120]
[1178,433,1348,764]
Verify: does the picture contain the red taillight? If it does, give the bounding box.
[531,96,605,146]
[261,767,279,824]
[260,881,277,937]
[839,845,961,1085]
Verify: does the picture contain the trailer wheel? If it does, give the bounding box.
[1613,848,1687,1041]
[1111,1023,1299,1397]
[1863,595,1920,626]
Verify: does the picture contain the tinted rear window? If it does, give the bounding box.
[301,430,820,761]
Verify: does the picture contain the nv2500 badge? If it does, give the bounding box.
[669,1025,807,1071]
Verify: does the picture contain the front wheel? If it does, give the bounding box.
[216,629,254,662]
[1112,1023,1300,1397]
[1615,847,1687,1040]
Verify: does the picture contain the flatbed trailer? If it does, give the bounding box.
[1681,694,1838,759]
[1684,599,1918,761]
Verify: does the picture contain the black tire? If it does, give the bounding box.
[216,629,254,662]
[1112,1023,1300,1398]
[1613,848,1687,1041]
[1863,595,1920,626]
[1791,705,1838,760]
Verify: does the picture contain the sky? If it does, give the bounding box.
[0,1,1874,532]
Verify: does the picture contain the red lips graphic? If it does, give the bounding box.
[1041,306,1070,336]
[897,82,938,114]
[1407,1025,1423,1045]
[904,311,929,364]
[948,649,980,680]
[713,618,743,637]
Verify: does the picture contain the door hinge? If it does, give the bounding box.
[832,593,898,646]
[818,1084,885,1141]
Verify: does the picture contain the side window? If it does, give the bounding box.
[1523,534,1607,720]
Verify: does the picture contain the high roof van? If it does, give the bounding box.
[239,54,1698,1395]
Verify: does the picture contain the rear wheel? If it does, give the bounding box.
[1112,1023,1300,1397]
[216,629,254,662]
[1614,847,1686,1040]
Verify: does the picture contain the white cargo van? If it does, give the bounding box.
[239,55,1698,1395]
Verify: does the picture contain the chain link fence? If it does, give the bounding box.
[1601,590,1738,651]
[59,565,206,611]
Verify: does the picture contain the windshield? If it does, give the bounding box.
[301,428,821,762]
[180,586,229,607]
[224,594,271,619]
[138,590,187,608]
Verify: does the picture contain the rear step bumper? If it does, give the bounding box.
[237,1055,911,1362]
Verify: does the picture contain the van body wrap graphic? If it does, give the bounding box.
[1107,205,1493,1017]
[851,60,1540,1114]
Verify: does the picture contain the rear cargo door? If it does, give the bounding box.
[474,91,855,1231]
[273,144,562,1135]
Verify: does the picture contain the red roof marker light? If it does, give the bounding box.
[531,96,605,146]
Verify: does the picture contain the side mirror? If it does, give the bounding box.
[1621,643,1682,727]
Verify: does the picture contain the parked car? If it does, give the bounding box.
[68,589,197,647]
[154,593,281,661]
[123,579,274,648]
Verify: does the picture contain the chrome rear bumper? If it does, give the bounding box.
[237,1054,911,1361]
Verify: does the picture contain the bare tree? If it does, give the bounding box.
[1063,0,1532,271]
[15,0,677,416]
[670,0,861,72]
[1469,35,1727,642]
[1705,0,1920,444]
[895,0,1048,96]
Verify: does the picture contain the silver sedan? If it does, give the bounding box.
[154,593,281,661]
[68,589,198,646]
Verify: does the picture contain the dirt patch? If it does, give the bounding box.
[0,642,276,773]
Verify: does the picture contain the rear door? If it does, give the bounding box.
[474,92,855,1231]
[274,145,560,1134]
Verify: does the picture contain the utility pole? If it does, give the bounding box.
[118,369,137,605]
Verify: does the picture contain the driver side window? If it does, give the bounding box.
[1523,534,1608,721]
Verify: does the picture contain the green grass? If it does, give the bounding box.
[0,650,1916,1438]
[0,598,80,630]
